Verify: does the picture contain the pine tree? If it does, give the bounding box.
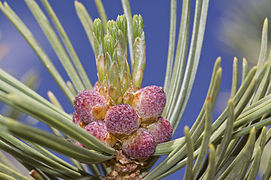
[0,0,270,179]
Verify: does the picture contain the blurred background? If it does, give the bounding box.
[0,0,269,179]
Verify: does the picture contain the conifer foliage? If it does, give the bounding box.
[0,0,270,179]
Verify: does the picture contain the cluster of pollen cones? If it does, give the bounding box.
[72,83,172,179]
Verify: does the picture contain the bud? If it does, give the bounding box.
[146,117,172,144]
[116,15,127,43]
[105,104,140,137]
[130,85,166,123]
[73,89,107,123]
[104,34,115,62]
[93,18,104,57]
[116,15,127,51]
[132,15,144,41]
[107,20,118,44]
[84,120,116,147]
[132,15,146,89]
[122,128,155,159]
[93,19,106,83]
